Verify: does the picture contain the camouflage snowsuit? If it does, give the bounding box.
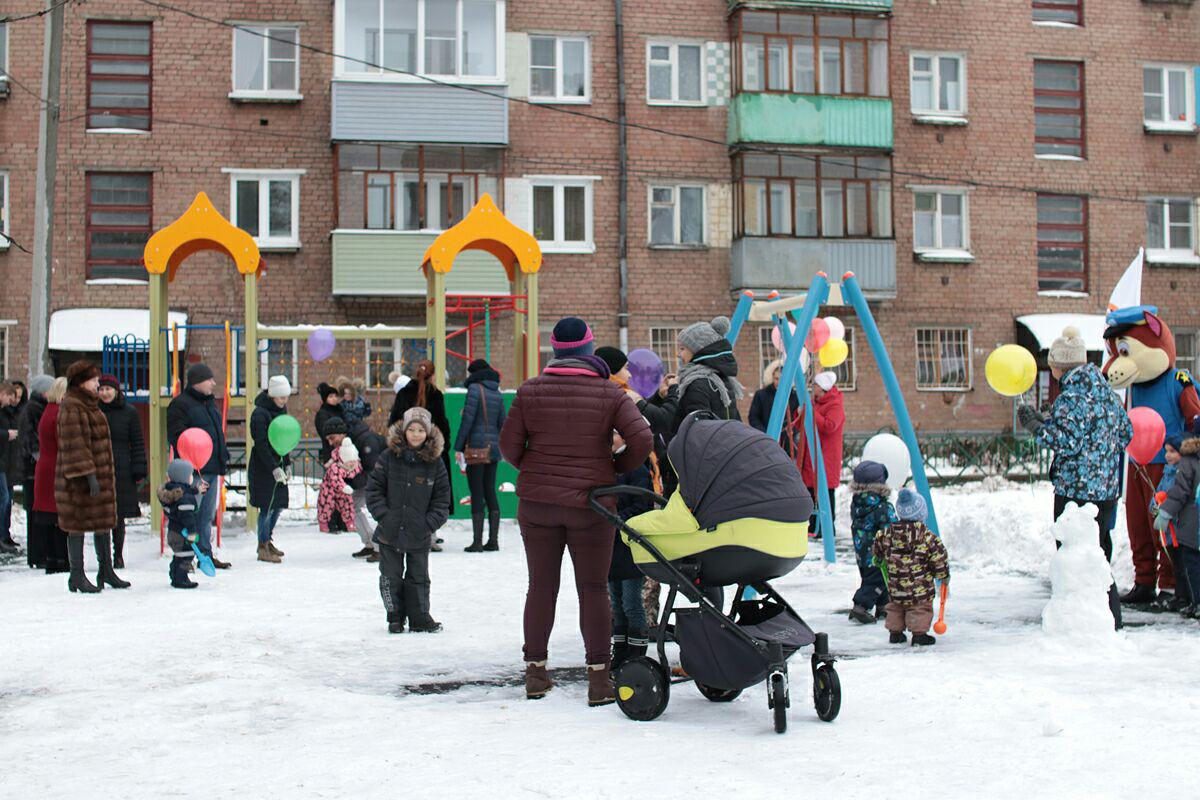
[873,520,949,635]
[318,450,362,532]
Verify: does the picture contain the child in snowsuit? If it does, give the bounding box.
[849,460,896,624]
[159,458,202,589]
[873,488,950,645]
[318,428,362,533]
[366,407,451,634]
[609,432,656,669]
[338,376,372,426]
[1154,431,1200,616]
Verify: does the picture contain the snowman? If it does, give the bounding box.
[1042,503,1121,640]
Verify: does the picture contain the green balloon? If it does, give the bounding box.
[267,414,302,457]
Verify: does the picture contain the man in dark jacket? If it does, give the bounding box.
[367,407,451,634]
[166,363,231,568]
[0,382,19,552]
[98,375,147,568]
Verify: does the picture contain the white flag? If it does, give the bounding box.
[1108,248,1144,311]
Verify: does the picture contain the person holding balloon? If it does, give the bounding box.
[248,376,300,564]
[1015,327,1130,628]
[1152,427,1200,617]
[167,364,231,569]
[801,371,845,540]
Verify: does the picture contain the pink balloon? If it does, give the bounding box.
[805,318,831,353]
[770,321,796,354]
[177,427,214,470]
[1127,407,1166,465]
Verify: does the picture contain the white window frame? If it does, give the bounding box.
[1145,196,1199,265]
[1143,64,1196,132]
[648,184,707,247]
[259,339,300,393]
[0,325,9,378]
[909,52,966,119]
[0,22,8,89]
[915,327,972,392]
[646,40,706,106]
[229,24,303,101]
[911,187,971,261]
[528,35,591,104]
[650,326,683,373]
[365,338,404,388]
[223,168,305,250]
[528,176,596,254]
[333,0,506,85]
[1176,328,1199,377]
[0,172,8,251]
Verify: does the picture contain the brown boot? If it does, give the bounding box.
[257,543,281,563]
[267,541,285,557]
[587,663,615,707]
[524,661,553,700]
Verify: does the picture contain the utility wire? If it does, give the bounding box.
[0,0,77,24]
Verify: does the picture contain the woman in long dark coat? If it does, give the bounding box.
[98,375,146,569]
[389,360,454,531]
[249,377,292,563]
[19,375,53,568]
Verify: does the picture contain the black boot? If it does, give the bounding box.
[483,511,500,551]
[170,558,197,589]
[911,633,936,646]
[1109,584,1123,630]
[1120,584,1157,605]
[94,532,131,589]
[387,611,404,634]
[67,535,100,594]
[464,513,485,552]
[626,629,648,661]
[610,636,629,670]
[112,523,126,570]
[889,631,907,644]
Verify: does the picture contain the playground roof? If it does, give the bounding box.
[50,308,189,351]
[420,193,541,282]
[1016,313,1108,353]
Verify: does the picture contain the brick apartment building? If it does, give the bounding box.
[0,0,1198,437]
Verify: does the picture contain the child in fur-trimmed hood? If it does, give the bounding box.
[1153,428,1200,616]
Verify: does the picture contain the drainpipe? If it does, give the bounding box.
[615,0,630,352]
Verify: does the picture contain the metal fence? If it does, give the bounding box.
[225,438,327,511]
[841,430,1052,485]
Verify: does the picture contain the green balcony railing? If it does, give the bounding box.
[729,93,893,149]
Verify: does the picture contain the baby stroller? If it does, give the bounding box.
[589,413,841,733]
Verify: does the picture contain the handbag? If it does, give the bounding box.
[463,385,494,465]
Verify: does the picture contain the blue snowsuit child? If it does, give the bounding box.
[609,458,655,668]
[1153,432,1200,613]
[158,458,202,589]
[849,460,896,623]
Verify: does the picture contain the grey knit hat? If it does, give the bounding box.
[896,488,928,523]
[402,406,433,435]
[167,458,195,485]
[1048,326,1087,368]
[28,374,54,398]
[678,316,732,354]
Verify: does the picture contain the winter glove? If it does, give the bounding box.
[1017,405,1045,434]
[182,529,198,544]
[85,473,100,497]
[272,467,287,484]
[1154,512,1172,532]
[341,483,355,496]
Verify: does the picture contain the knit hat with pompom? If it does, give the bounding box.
[678,316,732,355]
[1048,326,1087,368]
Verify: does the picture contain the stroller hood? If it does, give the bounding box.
[669,413,813,529]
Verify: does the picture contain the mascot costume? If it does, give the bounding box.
[1103,306,1200,605]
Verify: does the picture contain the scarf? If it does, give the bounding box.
[677,360,744,413]
[543,355,611,379]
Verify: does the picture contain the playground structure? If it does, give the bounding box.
[726,272,940,564]
[140,191,541,537]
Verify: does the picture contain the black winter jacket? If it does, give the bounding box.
[3,402,24,481]
[19,393,48,476]
[314,399,347,464]
[0,405,15,478]
[748,385,800,452]
[367,422,451,551]
[100,392,148,518]
[346,419,386,491]
[158,480,201,536]
[669,341,742,434]
[454,369,506,461]
[389,380,454,507]
[248,391,290,511]
[166,387,229,475]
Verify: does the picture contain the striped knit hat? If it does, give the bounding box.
[550,317,595,357]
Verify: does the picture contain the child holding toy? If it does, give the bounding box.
[873,488,950,645]
[1153,429,1200,617]
[159,458,202,590]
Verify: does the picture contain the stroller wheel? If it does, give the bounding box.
[812,664,841,722]
[695,682,742,703]
[769,672,789,734]
[614,657,670,722]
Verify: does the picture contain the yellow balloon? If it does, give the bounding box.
[818,338,849,368]
[985,345,1037,397]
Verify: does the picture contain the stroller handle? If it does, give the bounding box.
[589,485,667,508]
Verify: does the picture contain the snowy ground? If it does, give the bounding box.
[1,482,1196,799]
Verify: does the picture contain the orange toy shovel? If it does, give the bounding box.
[933,582,949,635]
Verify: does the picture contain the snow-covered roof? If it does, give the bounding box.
[1016,313,1108,352]
[49,308,188,351]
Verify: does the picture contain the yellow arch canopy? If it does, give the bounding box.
[143,191,263,282]
[420,193,542,282]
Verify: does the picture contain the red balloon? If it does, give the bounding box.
[177,427,214,470]
[1126,407,1166,465]
[805,318,831,353]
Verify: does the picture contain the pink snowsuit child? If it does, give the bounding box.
[318,441,362,533]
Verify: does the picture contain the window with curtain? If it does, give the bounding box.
[232,26,300,97]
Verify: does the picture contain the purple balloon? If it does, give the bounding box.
[307,328,336,363]
[627,348,665,398]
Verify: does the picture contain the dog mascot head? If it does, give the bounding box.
[1102,306,1175,390]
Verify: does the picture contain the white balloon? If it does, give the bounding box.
[825,316,846,341]
[799,349,810,374]
[861,433,911,491]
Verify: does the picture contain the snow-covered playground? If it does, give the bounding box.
[1,481,1195,799]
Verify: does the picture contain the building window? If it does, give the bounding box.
[1143,65,1195,131]
[0,326,8,378]
[1146,197,1196,262]
[226,170,303,250]
[338,0,502,81]
[910,53,964,116]
[1177,329,1198,376]
[647,42,704,105]
[232,25,300,99]
[649,185,705,247]
[0,172,8,250]
[87,21,152,131]
[1033,0,1082,25]
[86,172,152,282]
[733,10,888,97]
[537,324,555,371]
[260,340,299,391]
[650,326,683,373]
[0,22,8,88]
[530,35,589,103]
[365,338,402,389]
[758,325,782,380]
[1034,60,1085,158]
[915,328,971,391]
[336,144,502,231]
[735,153,892,239]
[830,326,856,391]
[530,178,594,253]
[912,189,968,253]
[1037,194,1088,292]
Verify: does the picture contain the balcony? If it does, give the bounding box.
[730,237,896,298]
[731,0,892,8]
[331,230,513,296]
[331,82,508,145]
[728,93,892,149]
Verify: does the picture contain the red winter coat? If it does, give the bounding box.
[800,387,846,489]
[500,360,653,508]
[33,402,60,514]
